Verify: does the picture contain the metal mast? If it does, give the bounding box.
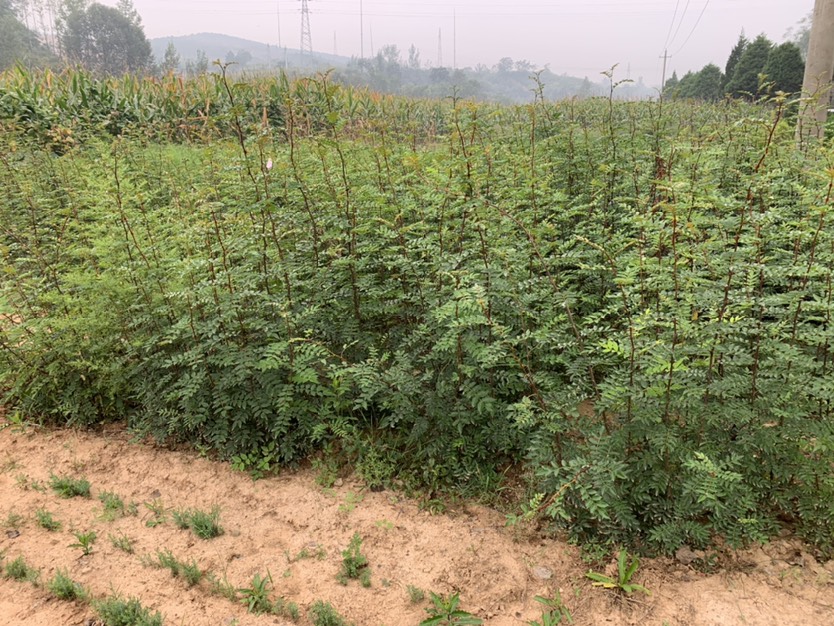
[277,1,282,49]
[300,0,312,54]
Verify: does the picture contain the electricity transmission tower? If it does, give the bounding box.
[300,0,312,54]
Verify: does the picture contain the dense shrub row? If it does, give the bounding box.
[1,71,832,555]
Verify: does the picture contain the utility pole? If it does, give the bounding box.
[300,0,312,55]
[360,0,364,58]
[437,28,443,67]
[798,0,834,144]
[659,49,670,102]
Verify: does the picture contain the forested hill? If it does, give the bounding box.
[151,33,654,103]
[150,33,348,72]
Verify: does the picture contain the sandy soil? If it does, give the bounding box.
[1,420,833,626]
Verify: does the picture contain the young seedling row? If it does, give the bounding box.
[3,468,512,625]
[2,66,833,613]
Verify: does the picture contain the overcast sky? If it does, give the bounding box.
[105,0,813,86]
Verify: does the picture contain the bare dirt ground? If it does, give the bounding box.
[1,420,833,626]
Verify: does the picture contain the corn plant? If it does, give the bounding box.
[586,549,649,596]
[420,592,483,626]
[69,530,97,556]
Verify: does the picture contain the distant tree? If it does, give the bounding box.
[724,32,748,88]
[514,59,534,72]
[368,44,402,91]
[407,43,420,69]
[160,40,179,74]
[577,76,592,98]
[0,0,55,69]
[668,65,723,101]
[185,49,208,77]
[693,64,724,101]
[675,71,696,98]
[495,57,513,73]
[59,0,152,74]
[379,43,400,66]
[225,49,252,67]
[762,41,804,94]
[430,66,450,83]
[785,11,811,60]
[116,0,141,27]
[725,33,772,99]
[663,70,679,97]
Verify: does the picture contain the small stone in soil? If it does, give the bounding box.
[675,545,704,566]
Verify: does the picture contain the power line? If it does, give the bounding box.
[672,0,710,56]
[668,0,691,49]
[662,0,681,52]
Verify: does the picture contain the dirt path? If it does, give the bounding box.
[1,422,832,626]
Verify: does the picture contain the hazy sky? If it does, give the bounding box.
[104,0,813,86]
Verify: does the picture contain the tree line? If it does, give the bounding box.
[0,2,815,103]
[664,33,805,101]
[1,0,152,75]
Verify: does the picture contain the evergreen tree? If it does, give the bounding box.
[724,32,748,88]
[725,34,772,99]
[676,71,697,98]
[693,64,724,101]
[663,70,679,98]
[762,42,805,94]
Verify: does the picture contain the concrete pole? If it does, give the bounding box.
[798,0,834,144]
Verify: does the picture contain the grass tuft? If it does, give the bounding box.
[35,508,61,531]
[408,584,426,603]
[207,571,238,602]
[109,532,136,554]
[49,474,91,498]
[309,600,353,626]
[4,510,24,529]
[94,594,163,626]
[48,569,89,602]
[98,491,136,520]
[171,506,223,539]
[4,555,39,583]
[155,549,203,587]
